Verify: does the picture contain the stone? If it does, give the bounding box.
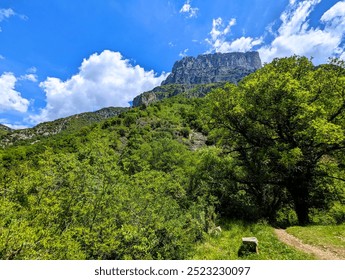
[161,51,261,86]
[238,237,259,256]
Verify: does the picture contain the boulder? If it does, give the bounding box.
[238,237,259,256]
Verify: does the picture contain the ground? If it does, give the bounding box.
[274,229,345,260]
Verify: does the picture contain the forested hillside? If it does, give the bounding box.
[0,56,344,260]
[0,107,128,147]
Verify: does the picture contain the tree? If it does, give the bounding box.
[208,56,345,225]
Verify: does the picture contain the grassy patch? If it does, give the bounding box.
[190,220,314,260]
[286,224,345,250]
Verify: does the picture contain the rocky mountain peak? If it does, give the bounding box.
[132,52,262,107]
[161,51,261,85]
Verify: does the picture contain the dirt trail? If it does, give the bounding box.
[274,229,345,260]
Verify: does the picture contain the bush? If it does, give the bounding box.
[275,207,298,228]
[309,209,337,225]
[329,202,345,224]
[179,127,190,138]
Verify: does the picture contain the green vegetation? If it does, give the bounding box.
[287,224,345,250]
[192,220,314,260]
[133,82,227,107]
[0,124,11,138]
[0,107,128,147]
[0,56,344,259]
[207,56,345,225]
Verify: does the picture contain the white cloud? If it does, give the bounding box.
[0,8,27,31]
[0,8,27,35]
[0,8,15,32]
[0,72,30,113]
[180,0,199,18]
[321,1,345,21]
[18,73,38,82]
[206,17,263,53]
[206,0,345,65]
[258,0,345,64]
[29,50,168,124]
[27,67,37,74]
[209,18,235,41]
[0,8,15,21]
[179,48,189,57]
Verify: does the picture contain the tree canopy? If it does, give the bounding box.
[207,56,345,225]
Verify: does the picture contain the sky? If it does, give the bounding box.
[0,0,345,129]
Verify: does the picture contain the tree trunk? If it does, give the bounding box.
[287,172,312,226]
[293,191,310,225]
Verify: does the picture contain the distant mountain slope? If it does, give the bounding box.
[0,106,128,147]
[0,124,12,131]
[0,124,12,137]
[133,82,227,107]
[133,51,261,107]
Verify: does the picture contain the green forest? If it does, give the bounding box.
[0,56,344,259]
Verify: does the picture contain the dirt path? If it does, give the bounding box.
[274,229,345,260]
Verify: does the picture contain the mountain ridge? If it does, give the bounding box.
[1,51,262,145]
[133,51,261,107]
[162,51,261,85]
[0,106,128,146]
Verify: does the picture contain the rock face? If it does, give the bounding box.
[161,51,261,85]
[132,52,261,107]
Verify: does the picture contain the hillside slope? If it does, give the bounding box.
[0,106,128,147]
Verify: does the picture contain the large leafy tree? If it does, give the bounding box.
[208,56,345,225]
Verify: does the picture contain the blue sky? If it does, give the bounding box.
[1,0,345,129]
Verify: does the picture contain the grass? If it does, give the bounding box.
[190,220,314,260]
[286,224,345,250]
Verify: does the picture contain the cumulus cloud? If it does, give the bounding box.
[29,50,168,124]
[206,0,345,64]
[0,72,30,113]
[206,17,263,53]
[180,0,199,18]
[259,0,345,64]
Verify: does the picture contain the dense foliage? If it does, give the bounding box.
[206,56,345,225]
[0,56,344,259]
[0,98,214,259]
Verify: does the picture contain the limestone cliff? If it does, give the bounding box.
[133,52,261,107]
[161,51,261,85]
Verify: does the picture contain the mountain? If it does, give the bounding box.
[0,124,12,137]
[1,52,262,145]
[1,55,344,260]
[0,106,128,146]
[132,82,227,107]
[162,51,261,85]
[0,124,12,131]
[133,51,261,107]
[0,124,12,132]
